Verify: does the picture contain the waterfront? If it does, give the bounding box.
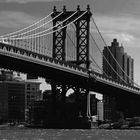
[1,128,140,140]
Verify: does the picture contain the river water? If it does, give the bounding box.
[1,128,140,140]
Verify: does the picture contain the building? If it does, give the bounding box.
[43,90,52,101]
[0,80,25,123]
[25,80,41,103]
[103,94,116,122]
[25,79,42,122]
[103,38,134,85]
[123,54,134,84]
[0,70,43,123]
[29,100,52,126]
[102,39,134,122]
[0,70,14,81]
[90,94,98,116]
[27,74,38,80]
[97,101,104,121]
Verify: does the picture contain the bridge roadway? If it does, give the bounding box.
[0,42,140,96]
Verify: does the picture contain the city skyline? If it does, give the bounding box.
[103,39,134,85]
[0,0,140,86]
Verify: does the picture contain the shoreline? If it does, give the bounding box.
[1,124,140,130]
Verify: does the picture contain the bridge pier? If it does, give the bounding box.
[50,80,57,127]
[48,80,68,128]
[83,90,92,128]
[44,79,93,128]
[46,5,92,129]
[75,88,81,118]
[76,87,92,128]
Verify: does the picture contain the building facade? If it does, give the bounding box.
[97,101,104,121]
[25,80,41,122]
[0,81,25,122]
[103,94,117,122]
[103,38,134,85]
[102,39,134,122]
[0,70,43,123]
[90,94,98,116]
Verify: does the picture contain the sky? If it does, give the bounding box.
[0,0,140,89]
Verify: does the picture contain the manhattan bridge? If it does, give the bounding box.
[0,5,140,128]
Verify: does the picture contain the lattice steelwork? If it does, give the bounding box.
[51,7,67,61]
[52,21,66,60]
[51,6,92,67]
[75,19,90,69]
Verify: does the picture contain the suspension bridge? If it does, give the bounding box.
[0,5,140,128]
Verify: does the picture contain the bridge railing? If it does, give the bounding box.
[92,70,140,92]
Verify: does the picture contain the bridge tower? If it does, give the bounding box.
[75,5,92,69]
[51,5,92,68]
[48,5,92,128]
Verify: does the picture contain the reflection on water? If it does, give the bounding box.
[0,128,140,140]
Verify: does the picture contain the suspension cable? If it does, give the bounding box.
[0,12,53,38]
[90,55,108,77]
[65,21,108,79]
[9,12,63,38]
[91,16,140,87]
[67,20,110,79]
[5,11,87,40]
[70,20,115,79]
[90,33,128,84]
[15,11,77,38]
[5,11,77,39]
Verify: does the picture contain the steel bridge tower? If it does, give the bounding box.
[47,5,92,128]
[51,5,92,69]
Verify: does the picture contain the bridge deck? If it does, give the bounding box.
[0,43,140,96]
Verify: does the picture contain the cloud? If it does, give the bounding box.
[105,32,136,47]
[0,0,63,3]
[91,14,140,48]
[0,11,38,29]
[93,0,140,18]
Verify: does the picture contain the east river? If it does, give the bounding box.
[1,128,140,140]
